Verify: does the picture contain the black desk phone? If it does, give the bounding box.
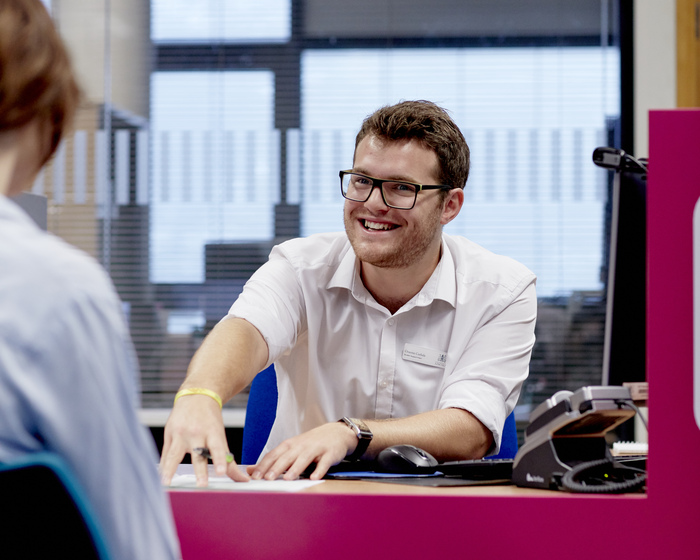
[512,386,647,493]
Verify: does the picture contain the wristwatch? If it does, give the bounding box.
[339,417,373,461]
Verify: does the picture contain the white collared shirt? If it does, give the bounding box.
[229,232,537,458]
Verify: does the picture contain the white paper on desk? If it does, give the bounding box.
[169,474,324,492]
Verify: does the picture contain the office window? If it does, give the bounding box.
[40,1,620,415]
[150,71,277,283]
[151,0,291,43]
[301,47,619,297]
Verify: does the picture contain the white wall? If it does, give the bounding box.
[634,0,677,158]
[58,0,150,119]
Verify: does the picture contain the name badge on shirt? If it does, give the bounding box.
[402,344,447,368]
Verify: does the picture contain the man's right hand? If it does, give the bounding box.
[159,393,250,487]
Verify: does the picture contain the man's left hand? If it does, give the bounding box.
[247,421,358,481]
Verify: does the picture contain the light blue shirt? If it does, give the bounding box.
[0,196,180,559]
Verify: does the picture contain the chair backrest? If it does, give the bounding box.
[241,365,278,465]
[0,452,113,560]
[486,409,519,459]
[241,365,519,463]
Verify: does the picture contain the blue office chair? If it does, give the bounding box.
[0,452,113,560]
[486,408,518,459]
[241,365,279,464]
[241,365,519,464]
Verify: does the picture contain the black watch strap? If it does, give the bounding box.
[339,417,373,461]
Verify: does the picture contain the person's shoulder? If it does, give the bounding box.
[0,207,119,334]
[444,234,536,291]
[270,231,351,269]
[28,233,113,301]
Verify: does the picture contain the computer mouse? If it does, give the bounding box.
[376,444,439,474]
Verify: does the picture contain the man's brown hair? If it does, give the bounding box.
[354,100,470,190]
[0,0,80,166]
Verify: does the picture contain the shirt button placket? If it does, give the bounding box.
[375,317,397,417]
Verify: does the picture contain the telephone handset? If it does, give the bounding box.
[512,386,647,493]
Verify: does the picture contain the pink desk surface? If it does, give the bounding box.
[169,110,700,560]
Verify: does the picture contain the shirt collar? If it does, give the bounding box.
[327,236,457,309]
[430,238,457,308]
[327,241,358,291]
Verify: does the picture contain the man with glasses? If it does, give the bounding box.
[160,100,537,486]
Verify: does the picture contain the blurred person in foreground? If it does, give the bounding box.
[0,1,180,557]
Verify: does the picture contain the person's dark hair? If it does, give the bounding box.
[0,0,80,166]
[354,100,470,190]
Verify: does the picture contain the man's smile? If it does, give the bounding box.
[361,219,400,231]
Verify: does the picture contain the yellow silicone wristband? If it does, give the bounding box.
[174,388,223,409]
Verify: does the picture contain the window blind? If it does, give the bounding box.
[41,0,619,418]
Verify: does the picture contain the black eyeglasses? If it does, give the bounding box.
[339,170,453,210]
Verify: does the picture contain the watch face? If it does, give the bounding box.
[340,417,372,461]
[354,419,371,435]
[340,417,358,436]
[341,417,372,439]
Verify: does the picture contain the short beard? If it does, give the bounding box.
[344,203,444,270]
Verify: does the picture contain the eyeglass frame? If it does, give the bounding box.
[338,170,454,210]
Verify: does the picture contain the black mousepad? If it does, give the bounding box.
[359,476,513,487]
[324,471,511,486]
